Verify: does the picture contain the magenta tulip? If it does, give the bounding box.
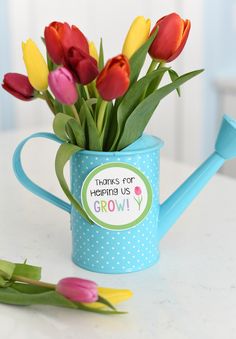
[2,73,35,101]
[48,67,78,105]
[56,277,98,303]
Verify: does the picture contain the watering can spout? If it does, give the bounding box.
[158,114,236,240]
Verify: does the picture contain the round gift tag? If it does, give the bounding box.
[81,162,152,230]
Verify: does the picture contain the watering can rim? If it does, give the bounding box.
[75,134,164,157]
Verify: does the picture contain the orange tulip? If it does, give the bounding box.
[149,13,191,62]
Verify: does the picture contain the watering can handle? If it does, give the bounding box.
[12,132,71,214]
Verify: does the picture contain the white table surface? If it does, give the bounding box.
[0,128,236,339]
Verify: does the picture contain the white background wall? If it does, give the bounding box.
[2,0,206,165]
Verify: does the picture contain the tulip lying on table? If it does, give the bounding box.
[0,259,132,314]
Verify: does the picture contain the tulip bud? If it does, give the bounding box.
[2,73,35,101]
[66,47,99,85]
[22,39,49,91]
[122,16,151,59]
[56,277,98,303]
[48,67,78,105]
[96,54,130,101]
[89,41,99,62]
[149,13,191,62]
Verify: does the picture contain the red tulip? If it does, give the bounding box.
[66,47,99,85]
[48,67,78,105]
[44,22,65,65]
[149,13,191,62]
[96,54,130,101]
[2,73,35,101]
[44,21,89,65]
[60,23,89,55]
[56,277,98,303]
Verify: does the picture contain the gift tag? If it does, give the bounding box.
[81,162,152,230]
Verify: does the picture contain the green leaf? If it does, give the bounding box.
[84,98,97,119]
[81,99,102,151]
[0,287,75,307]
[168,69,181,97]
[86,98,97,110]
[117,69,204,150]
[53,113,72,141]
[110,68,169,150]
[145,64,166,97]
[13,263,41,281]
[94,96,103,122]
[12,283,51,294]
[77,84,87,101]
[0,287,125,314]
[55,143,92,223]
[0,259,15,280]
[53,113,85,147]
[65,124,77,144]
[98,38,104,71]
[100,101,113,148]
[97,295,116,311]
[66,119,85,148]
[103,105,118,151]
[129,28,158,85]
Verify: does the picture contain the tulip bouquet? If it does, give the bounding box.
[0,258,132,314]
[2,13,203,215]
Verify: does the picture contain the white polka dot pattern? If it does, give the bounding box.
[70,139,161,273]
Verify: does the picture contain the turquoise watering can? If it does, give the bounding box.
[13,115,236,274]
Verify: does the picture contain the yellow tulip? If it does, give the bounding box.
[22,39,49,91]
[89,41,99,62]
[82,287,133,309]
[122,16,151,59]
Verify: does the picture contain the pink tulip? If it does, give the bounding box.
[48,66,78,105]
[56,277,98,303]
[134,186,142,196]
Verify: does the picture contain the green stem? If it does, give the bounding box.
[146,59,158,75]
[43,90,56,115]
[97,100,108,134]
[140,60,158,101]
[153,61,166,88]
[70,105,81,126]
[91,80,99,98]
[84,85,90,100]
[34,92,45,100]
[12,275,56,289]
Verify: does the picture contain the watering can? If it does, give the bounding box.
[12,114,236,274]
